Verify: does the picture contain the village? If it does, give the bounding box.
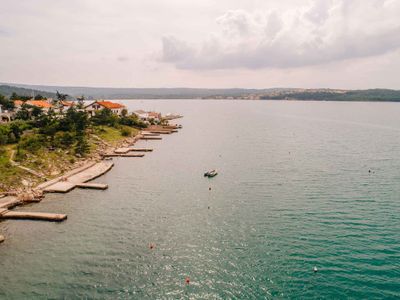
[0,95,167,124]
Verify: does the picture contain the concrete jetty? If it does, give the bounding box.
[76,183,108,189]
[121,153,145,157]
[140,136,162,140]
[0,196,21,209]
[40,161,113,193]
[142,132,161,136]
[148,130,172,134]
[0,210,67,222]
[103,153,144,158]
[129,148,153,152]
[114,148,131,154]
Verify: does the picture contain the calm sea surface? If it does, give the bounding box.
[1,100,400,299]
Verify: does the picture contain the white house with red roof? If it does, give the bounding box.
[85,100,126,116]
[14,100,54,113]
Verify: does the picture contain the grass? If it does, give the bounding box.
[92,125,139,146]
[0,145,33,191]
[0,125,140,192]
[21,148,77,178]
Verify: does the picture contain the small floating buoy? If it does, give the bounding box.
[313,266,318,273]
[185,277,190,284]
[149,243,155,250]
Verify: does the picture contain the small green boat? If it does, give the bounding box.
[204,170,218,178]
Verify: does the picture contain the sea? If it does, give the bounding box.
[1,100,400,299]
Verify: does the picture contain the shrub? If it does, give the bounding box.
[120,127,132,137]
[18,134,45,153]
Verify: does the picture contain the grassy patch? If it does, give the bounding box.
[0,146,33,191]
[92,126,139,146]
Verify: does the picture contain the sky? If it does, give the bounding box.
[0,0,399,89]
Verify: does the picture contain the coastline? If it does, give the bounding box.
[0,123,181,242]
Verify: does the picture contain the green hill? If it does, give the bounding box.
[0,85,58,99]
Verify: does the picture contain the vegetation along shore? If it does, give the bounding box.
[0,91,182,243]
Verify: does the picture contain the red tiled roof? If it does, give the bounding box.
[97,101,125,109]
[61,101,74,107]
[148,112,161,118]
[27,100,53,108]
[13,100,53,108]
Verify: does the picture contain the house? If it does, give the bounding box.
[133,110,148,121]
[60,101,75,109]
[133,110,161,122]
[13,100,54,113]
[0,105,14,123]
[85,100,126,116]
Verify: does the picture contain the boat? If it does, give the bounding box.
[204,170,218,178]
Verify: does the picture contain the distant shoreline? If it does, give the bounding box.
[1,83,399,102]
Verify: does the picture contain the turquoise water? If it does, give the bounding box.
[1,100,400,299]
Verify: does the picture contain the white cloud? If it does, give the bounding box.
[161,0,400,70]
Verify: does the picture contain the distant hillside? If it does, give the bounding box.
[1,83,400,102]
[261,89,400,102]
[0,85,59,99]
[1,83,284,99]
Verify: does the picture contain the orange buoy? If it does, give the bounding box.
[185,277,190,284]
[149,243,155,249]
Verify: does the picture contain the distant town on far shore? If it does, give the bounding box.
[1,83,400,102]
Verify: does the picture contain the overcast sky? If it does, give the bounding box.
[1,0,399,89]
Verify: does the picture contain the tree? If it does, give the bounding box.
[56,91,68,101]
[91,108,118,127]
[60,107,88,132]
[14,105,30,121]
[34,94,46,100]
[77,95,85,109]
[10,92,19,101]
[53,91,69,112]
[10,92,31,101]
[31,106,43,118]
[0,94,15,111]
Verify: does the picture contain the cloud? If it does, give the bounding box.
[161,0,400,70]
[117,56,130,62]
[0,27,12,37]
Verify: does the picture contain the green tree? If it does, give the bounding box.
[77,95,85,109]
[31,106,43,118]
[34,94,46,100]
[0,94,15,111]
[14,105,30,121]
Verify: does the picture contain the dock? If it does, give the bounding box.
[0,210,67,222]
[140,136,162,140]
[0,196,21,209]
[76,183,108,190]
[114,148,131,154]
[40,161,113,193]
[103,153,144,158]
[141,132,161,136]
[121,154,145,157]
[129,148,153,152]
[148,130,172,134]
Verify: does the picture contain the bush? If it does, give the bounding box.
[120,127,132,137]
[54,132,75,148]
[18,134,45,153]
[74,134,90,156]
